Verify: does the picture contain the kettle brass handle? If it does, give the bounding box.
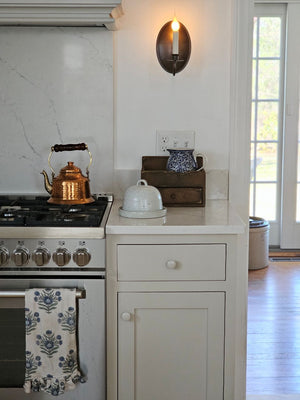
[48,143,92,176]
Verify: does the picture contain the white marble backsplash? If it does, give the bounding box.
[0,26,229,200]
[0,26,113,194]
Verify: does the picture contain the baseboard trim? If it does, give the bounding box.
[247,395,300,400]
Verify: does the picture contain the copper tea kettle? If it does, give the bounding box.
[41,143,95,205]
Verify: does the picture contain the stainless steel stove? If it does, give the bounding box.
[0,194,112,399]
[0,194,112,276]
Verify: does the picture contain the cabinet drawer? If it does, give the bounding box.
[117,244,226,281]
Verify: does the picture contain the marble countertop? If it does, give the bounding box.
[106,200,245,235]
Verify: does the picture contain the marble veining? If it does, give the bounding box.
[0,27,113,194]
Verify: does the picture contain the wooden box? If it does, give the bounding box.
[141,156,206,207]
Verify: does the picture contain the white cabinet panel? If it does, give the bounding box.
[118,292,224,400]
[118,244,226,281]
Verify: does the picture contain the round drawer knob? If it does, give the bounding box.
[53,248,71,267]
[121,312,131,321]
[166,260,177,269]
[0,247,10,266]
[13,247,30,266]
[32,247,51,266]
[73,248,91,267]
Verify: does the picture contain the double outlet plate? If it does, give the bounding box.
[156,130,195,156]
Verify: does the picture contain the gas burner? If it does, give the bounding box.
[2,212,14,218]
[0,195,110,227]
[0,206,21,213]
[68,207,82,213]
[0,206,23,223]
[63,218,73,222]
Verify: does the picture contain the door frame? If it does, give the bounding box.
[280,3,300,248]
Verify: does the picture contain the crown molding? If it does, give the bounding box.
[0,1,123,30]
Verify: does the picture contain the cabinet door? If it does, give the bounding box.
[118,292,224,400]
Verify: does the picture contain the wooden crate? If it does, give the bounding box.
[141,156,206,207]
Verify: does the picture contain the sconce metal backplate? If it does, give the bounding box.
[156,20,191,75]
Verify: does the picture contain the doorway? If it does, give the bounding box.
[250,3,300,249]
[247,3,300,397]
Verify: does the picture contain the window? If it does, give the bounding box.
[250,7,285,223]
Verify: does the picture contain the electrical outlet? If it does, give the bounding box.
[156,130,195,155]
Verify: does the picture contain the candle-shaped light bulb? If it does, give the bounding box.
[171,17,180,32]
[171,17,180,55]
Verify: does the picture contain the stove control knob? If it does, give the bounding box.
[0,247,10,266]
[13,247,30,266]
[73,248,91,267]
[53,248,71,267]
[32,247,51,266]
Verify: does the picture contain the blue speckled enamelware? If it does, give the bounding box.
[166,148,198,173]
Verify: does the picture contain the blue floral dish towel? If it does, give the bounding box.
[24,288,86,396]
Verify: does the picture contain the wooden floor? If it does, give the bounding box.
[247,261,300,395]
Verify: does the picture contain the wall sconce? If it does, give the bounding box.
[156,17,191,76]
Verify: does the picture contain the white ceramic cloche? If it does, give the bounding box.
[119,179,166,218]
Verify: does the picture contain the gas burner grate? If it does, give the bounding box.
[26,211,104,227]
[0,195,108,227]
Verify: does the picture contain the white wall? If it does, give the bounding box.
[0,0,252,212]
[114,0,232,172]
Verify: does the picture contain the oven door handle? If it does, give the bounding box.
[0,289,86,299]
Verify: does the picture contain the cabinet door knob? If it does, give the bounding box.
[121,312,131,321]
[166,260,177,269]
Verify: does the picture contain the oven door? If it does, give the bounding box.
[0,278,105,400]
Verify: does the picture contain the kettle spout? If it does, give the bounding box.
[41,170,53,194]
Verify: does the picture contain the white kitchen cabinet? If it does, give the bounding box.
[118,292,224,400]
[106,200,247,400]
